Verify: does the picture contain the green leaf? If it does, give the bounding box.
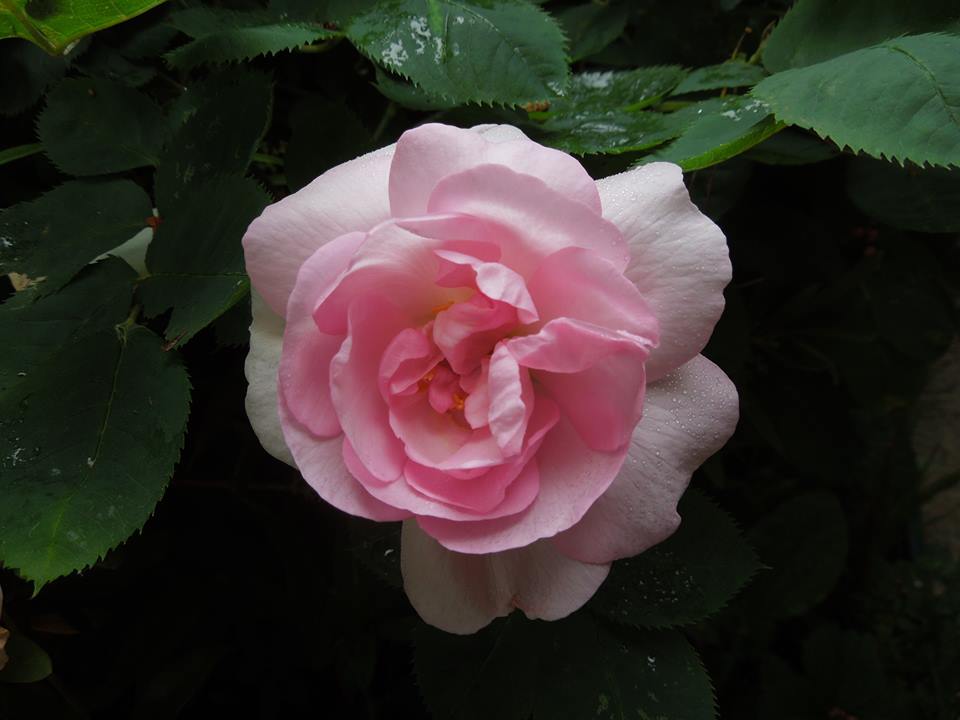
[0,624,52,683]
[672,60,767,95]
[37,78,165,175]
[139,176,269,346]
[534,66,689,155]
[847,157,960,233]
[590,491,760,629]
[155,68,273,211]
[552,66,687,114]
[0,265,190,586]
[641,95,783,171]
[164,7,338,69]
[346,0,569,106]
[374,67,455,110]
[0,39,65,116]
[557,2,629,62]
[415,614,716,720]
[0,0,168,54]
[75,41,157,87]
[0,257,135,391]
[745,491,849,618]
[268,0,376,23]
[753,33,960,168]
[537,108,679,156]
[762,0,960,72]
[0,179,152,293]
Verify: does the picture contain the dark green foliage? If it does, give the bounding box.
[139,176,270,345]
[0,261,190,586]
[754,33,960,168]
[590,491,760,629]
[641,96,782,171]
[743,492,849,618]
[154,68,273,210]
[557,2,629,62]
[284,96,371,191]
[672,60,766,95]
[847,158,960,233]
[0,0,958,717]
[165,7,338,69]
[0,180,152,293]
[415,615,716,720]
[346,0,569,106]
[0,624,52,683]
[762,0,960,72]
[37,77,166,175]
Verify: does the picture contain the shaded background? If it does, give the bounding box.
[2,0,959,717]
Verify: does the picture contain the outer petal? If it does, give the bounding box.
[244,291,294,466]
[279,400,411,522]
[597,162,731,381]
[389,123,601,218]
[425,164,629,275]
[279,231,365,437]
[401,520,610,634]
[552,355,739,564]
[243,144,394,317]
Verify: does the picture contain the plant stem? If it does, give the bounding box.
[0,142,44,167]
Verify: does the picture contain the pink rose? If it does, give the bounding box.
[242,123,738,634]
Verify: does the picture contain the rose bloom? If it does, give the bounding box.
[242,123,738,634]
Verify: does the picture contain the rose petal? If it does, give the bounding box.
[329,295,409,482]
[552,355,739,563]
[416,411,626,554]
[279,231,365,437]
[462,359,491,430]
[427,364,462,414]
[597,162,731,381]
[433,295,518,375]
[527,246,658,341]
[506,318,652,452]
[379,326,443,399]
[243,144,394,317]
[487,342,534,457]
[279,400,410,521]
[434,249,538,323]
[401,520,610,634]
[425,164,629,275]
[313,222,457,335]
[388,392,506,471]
[403,457,536,514]
[345,396,558,521]
[244,291,294,466]
[389,123,601,218]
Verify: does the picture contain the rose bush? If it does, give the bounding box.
[242,123,738,634]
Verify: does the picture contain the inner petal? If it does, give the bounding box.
[388,391,507,471]
[379,325,443,400]
[433,295,518,375]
